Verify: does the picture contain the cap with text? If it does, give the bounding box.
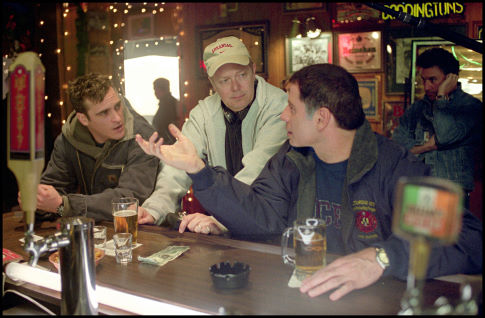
[203,36,252,77]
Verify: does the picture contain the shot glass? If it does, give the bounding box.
[113,233,133,264]
[93,225,107,248]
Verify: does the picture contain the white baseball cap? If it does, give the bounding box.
[203,36,252,77]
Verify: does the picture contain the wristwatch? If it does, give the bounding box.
[375,247,390,270]
[436,94,449,101]
[56,200,65,216]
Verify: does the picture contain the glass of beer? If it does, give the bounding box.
[112,197,138,245]
[281,218,326,278]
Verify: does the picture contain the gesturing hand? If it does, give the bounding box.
[135,124,205,174]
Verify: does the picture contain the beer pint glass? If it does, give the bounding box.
[112,197,138,245]
[281,218,326,278]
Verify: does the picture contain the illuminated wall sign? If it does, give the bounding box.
[381,2,464,20]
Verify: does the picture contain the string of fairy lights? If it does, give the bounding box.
[31,2,188,124]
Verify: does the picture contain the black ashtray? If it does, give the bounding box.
[209,261,250,289]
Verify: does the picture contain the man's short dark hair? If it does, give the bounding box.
[416,48,460,75]
[68,73,112,115]
[153,77,170,92]
[288,63,365,130]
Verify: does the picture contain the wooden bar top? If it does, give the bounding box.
[2,211,469,315]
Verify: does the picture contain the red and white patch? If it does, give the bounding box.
[355,210,377,233]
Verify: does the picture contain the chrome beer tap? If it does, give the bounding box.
[23,216,99,315]
[24,227,70,267]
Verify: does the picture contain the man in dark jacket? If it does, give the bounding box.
[18,73,159,221]
[136,64,482,301]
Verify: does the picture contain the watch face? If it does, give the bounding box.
[378,249,389,266]
[57,204,64,215]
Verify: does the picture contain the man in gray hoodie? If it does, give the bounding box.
[18,73,159,221]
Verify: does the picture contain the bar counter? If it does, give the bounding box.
[2,211,474,315]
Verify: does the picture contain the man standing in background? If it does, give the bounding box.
[152,77,180,145]
[392,48,482,209]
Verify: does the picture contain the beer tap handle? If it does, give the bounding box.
[26,230,70,267]
[24,230,41,267]
[392,177,464,315]
[7,52,46,267]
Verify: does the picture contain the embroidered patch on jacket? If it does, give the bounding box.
[355,210,377,233]
[107,174,118,184]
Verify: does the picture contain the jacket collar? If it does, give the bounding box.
[288,120,377,184]
[346,120,378,184]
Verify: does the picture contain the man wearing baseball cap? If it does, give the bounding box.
[136,36,288,234]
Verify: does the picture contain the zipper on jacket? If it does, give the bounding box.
[76,150,89,193]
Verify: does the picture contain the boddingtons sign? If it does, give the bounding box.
[381,2,464,20]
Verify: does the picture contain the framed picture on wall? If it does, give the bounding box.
[285,33,332,76]
[283,3,326,12]
[384,101,406,138]
[197,21,269,78]
[127,14,154,40]
[356,75,381,121]
[410,39,483,104]
[337,31,382,73]
[333,3,381,25]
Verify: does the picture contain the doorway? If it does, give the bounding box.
[122,37,180,124]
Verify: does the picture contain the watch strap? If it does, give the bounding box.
[56,197,65,216]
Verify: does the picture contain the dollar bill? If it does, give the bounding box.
[138,245,190,266]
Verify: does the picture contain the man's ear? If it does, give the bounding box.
[76,112,89,126]
[314,107,330,131]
